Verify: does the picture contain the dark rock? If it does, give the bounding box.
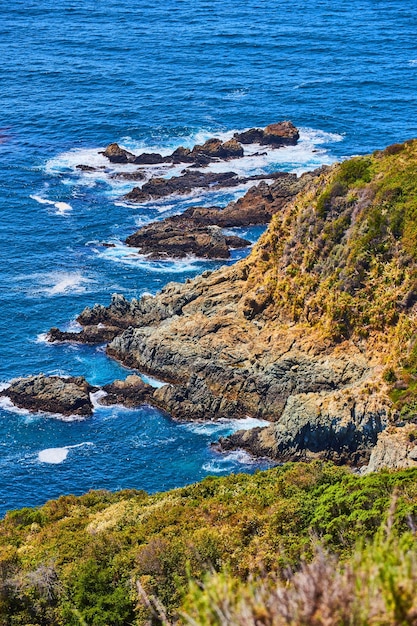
[101,143,136,164]
[111,170,146,181]
[234,121,299,147]
[234,128,265,144]
[170,146,193,163]
[76,164,98,172]
[133,152,166,165]
[48,325,122,344]
[124,171,240,202]
[100,375,153,407]
[189,138,244,160]
[262,121,300,146]
[0,374,96,417]
[126,224,250,260]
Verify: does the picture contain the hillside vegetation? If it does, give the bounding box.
[1,463,417,624]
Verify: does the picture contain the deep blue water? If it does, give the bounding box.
[0,0,416,516]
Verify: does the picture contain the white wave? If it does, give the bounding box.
[223,89,249,101]
[409,60,417,66]
[183,416,270,437]
[30,194,55,206]
[90,389,108,408]
[0,382,11,392]
[54,201,72,215]
[203,450,254,473]
[30,194,73,216]
[95,242,203,272]
[34,332,49,344]
[38,447,69,464]
[140,374,166,388]
[38,442,94,465]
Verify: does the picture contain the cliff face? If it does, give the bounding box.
[54,139,417,467]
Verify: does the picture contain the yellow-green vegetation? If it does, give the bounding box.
[254,140,417,339]
[248,139,417,417]
[1,462,417,624]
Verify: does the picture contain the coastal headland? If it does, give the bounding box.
[3,130,417,474]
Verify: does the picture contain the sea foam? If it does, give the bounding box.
[38,442,94,464]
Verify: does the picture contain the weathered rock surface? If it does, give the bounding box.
[100,375,154,407]
[218,384,389,465]
[101,143,136,164]
[234,121,299,146]
[0,375,97,417]
[121,171,319,260]
[125,223,250,259]
[124,171,243,203]
[362,425,417,473]
[48,325,121,344]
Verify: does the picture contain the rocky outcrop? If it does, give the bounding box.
[48,325,121,344]
[46,140,417,467]
[124,170,255,203]
[234,121,299,146]
[125,223,250,259]
[218,384,389,465]
[101,143,136,164]
[0,375,97,417]
[101,123,298,169]
[121,171,319,260]
[100,375,153,407]
[362,425,417,473]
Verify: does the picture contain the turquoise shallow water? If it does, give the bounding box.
[0,0,417,515]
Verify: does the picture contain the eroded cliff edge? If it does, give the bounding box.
[49,139,417,468]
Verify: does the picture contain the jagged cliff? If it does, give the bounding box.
[47,139,417,468]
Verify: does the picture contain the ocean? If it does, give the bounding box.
[0,0,416,515]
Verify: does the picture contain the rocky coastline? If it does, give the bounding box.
[6,132,417,474]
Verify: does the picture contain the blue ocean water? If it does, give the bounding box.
[0,0,417,515]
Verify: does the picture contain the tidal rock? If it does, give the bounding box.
[76,164,99,172]
[125,223,250,260]
[48,325,122,344]
[233,128,265,144]
[262,121,300,145]
[0,374,96,417]
[133,152,166,165]
[100,375,153,407]
[190,138,244,160]
[234,121,299,146]
[124,170,240,202]
[170,146,193,163]
[101,143,136,164]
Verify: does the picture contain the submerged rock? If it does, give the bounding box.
[0,375,96,417]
